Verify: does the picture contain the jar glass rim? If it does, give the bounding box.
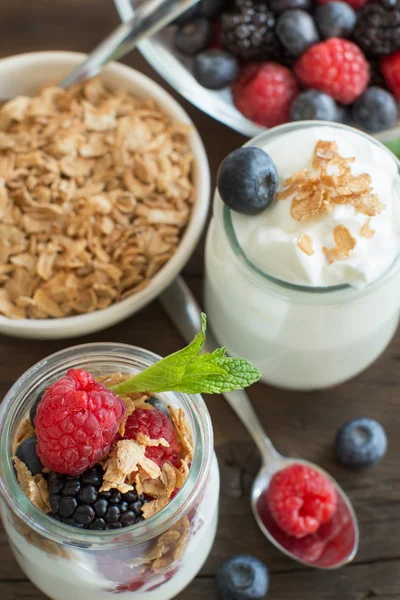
[0,343,213,550]
[222,120,400,298]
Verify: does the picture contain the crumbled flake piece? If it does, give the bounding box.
[13,457,51,513]
[297,233,314,256]
[168,406,194,462]
[0,79,194,319]
[12,419,35,454]
[136,433,169,448]
[141,497,169,520]
[351,193,385,217]
[100,439,161,493]
[361,218,375,239]
[323,225,356,264]
[312,140,338,169]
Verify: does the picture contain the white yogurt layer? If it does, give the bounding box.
[231,126,400,289]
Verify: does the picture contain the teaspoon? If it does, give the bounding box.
[160,276,359,569]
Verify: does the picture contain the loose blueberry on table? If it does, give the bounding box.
[172,0,400,132]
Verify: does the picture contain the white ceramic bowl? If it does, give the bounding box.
[0,51,210,339]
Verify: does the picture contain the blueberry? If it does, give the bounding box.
[105,506,121,524]
[50,494,61,513]
[335,418,387,467]
[217,147,278,215]
[193,49,239,90]
[109,489,122,504]
[122,491,138,503]
[315,2,356,39]
[105,522,123,530]
[74,505,95,526]
[15,436,43,476]
[94,498,108,517]
[89,518,106,530]
[80,466,102,486]
[290,89,339,122]
[131,500,145,517]
[120,510,137,527]
[29,395,41,425]
[48,472,64,494]
[276,10,319,58]
[58,497,78,518]
[62,477,81,496]
[352,87,398,133]
[269,0,312,13]
[216,555,269,600]
[77,485,98,504]
[175,19,212,56]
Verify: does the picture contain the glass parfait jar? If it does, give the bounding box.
[205,122,400,391]
[0,344,219,600]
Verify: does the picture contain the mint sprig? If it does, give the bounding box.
[109,314,261,395]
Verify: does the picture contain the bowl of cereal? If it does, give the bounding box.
[0,51,210,339]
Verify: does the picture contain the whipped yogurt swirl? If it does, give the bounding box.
[231,126,400,289]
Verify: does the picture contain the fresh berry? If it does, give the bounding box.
[276,10,319,58]
[29,395,41,424]
[216,555,269,600]
[124,408,181,467]
[270,0,312,14]
[315,2,356,39]
[294,38,369,104]
[35,369,126,476]
[233,62,300,126]
[48,465,147,530]
[381,50,400,99]
[15,436,43,476]
[220,1,277,61]
[317,0,367,8]
[290,89,339,122]
[217,147,278,215]
[352,86,398,132]
[175,19,212,56]
[193,49,239,89]
[267,464,338,539]
[353,2,400,57]
[335,418,387,467]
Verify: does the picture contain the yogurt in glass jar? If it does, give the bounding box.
[0,344,219,600]
[205,122,400,390]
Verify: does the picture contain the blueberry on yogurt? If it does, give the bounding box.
[217,147,278,215]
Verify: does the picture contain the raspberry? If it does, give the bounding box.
[124,408,181,467]
[266,464,337,539]
[232,62,300,127]
[316,0,367,9]
[381,51,400,100]
[35,369,126,476]
[294,38,369,104]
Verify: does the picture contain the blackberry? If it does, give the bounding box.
[221,0,277,61]
[353,2,400,57]
[48,465,147,530]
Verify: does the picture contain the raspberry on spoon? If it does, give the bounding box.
[266,464,337,539]
[124,408,181,467]
[35,369,126,476]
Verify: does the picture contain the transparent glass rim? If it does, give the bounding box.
[222,121,400,298]
[0,343,213,550]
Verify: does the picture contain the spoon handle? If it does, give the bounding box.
[59,0,200,88]
[160,277,281,463]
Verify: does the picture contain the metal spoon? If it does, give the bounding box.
[160,277,359,569]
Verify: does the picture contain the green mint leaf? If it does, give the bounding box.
[384,138,400,160]
[109,314,261,395]
[110,313,207,395]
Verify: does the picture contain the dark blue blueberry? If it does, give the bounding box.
[62,517,84,528]
[290,89,339,122]
[335,418,387,467]
[122,491,138,503]
[94,498,108,517]
[62,477,81,496]
[50,494,61,513]
[109,489,122,504]
[89,518,106,530]
[80,466,102,486]
[131,500,145,517]
[74,505,95,526]
[120,511,137,527]
[48,472,64,494]
[352,87,398,133]
[175,19,212,56]
[216,555,269,600]
[105,506,121,524]
[270,0,311,13]
[15,436,43,476]
[193,49,239,90]
[29,395,41,425]
[105,522,123,530]
[217,147,278,215]
[315,2,356,39]
[276,10,319,58]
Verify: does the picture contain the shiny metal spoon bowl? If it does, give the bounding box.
[160,276,359,570]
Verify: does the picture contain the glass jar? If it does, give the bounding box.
[205,122,400,391]
[0,343,219,600]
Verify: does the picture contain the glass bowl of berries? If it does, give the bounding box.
[115,0,400,145]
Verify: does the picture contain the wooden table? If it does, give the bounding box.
[1,1,400,598]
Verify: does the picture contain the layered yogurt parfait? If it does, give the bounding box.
[205,122,400,390]
[0,321,260,599]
